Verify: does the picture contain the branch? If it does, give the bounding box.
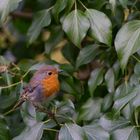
[10,11,33,19]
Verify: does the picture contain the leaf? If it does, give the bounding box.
[111,126,139,140]
[0,56,10,65]
[0,0,22,23]
[134,63,140,75]
[63,10,90,47]
[76,44,100,68]
[27,9,51,43]
[101,94,113,112]
[59,123,85,140]
[20,102,37,127]
[29,63,46,71]
[99,114,130,132]
[105,68,115,93]
[113,86,140,114]
[52,0,74,22]
[60,76,82,99]
[53,0,68,22]
[45,26,64,55]
[85,9,112,46]
[78,98,102,121]
[109,0,116,14]
[62,43,79,66]
[115,20,140,71]
[0,115,10,140]
[0,91,16,109]
[13,122,44,140]
[119,0,128,8]
[88,68,104,96]
[83,124,110,140]
[56,100,75,117]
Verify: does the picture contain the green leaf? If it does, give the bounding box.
[111,126,139,140]
[134,63,140,75]
[0,91,16,109]
[20,102,37,127]
[109,0,116,14]
[113,86,140,114]
[13,122,44,140]
[59,123,85,140]
[119,0,128,8]
[76,44,100,68]
[0,115,10,140]
[27,9,51,43]
[115,20,140,71]
[101,94,113,112]
[56,100,75,117]
[105,68,115,93]
[99,114,130,132]
[45,26,64,55]
[63,10,90,47]
[78,98,102,121]
[0,56,10,65]
[83,124,110,140]
[53,0,68,22]
[53,0,74,22]
[62,43,79,66]
[88,68,104,96]
[85,9,112,46]
[0,0,22,23]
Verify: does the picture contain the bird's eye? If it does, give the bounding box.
[47,71,52,75]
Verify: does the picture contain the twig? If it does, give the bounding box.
[44,128,59,132]
[0,81,22,89]
[10,11,33,19]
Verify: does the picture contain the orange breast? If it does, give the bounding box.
[41,75,60,98]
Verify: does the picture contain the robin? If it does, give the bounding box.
[5,65,62,119]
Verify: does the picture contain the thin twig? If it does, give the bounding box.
[10,11,33,19]
[44,128,59,132]
[0,81,22,89]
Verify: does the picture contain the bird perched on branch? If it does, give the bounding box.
[5,65,62,117]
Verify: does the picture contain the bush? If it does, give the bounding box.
[0,0,140,139]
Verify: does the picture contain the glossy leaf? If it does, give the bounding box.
[109,0,116,14]
[88,68,104,96]
[99,114,130,132]
[13,122,44,140]
[0,56,10,65]
[83,124,110,140]
[101,94,113,112]
[76,44,100,68]
[119,0,128,8]
[115,20,140,71]
[59,123,85,140]
[53,0,68,22]
[0,0,22,23]
[105,68,115,93]
[78,98,102,121]
[134,63,140,75]
[45,26,64,55]
[63,10,90,47]
[85,9,112,46]
[113,86,140,114]
[27,9,51,43]
[62,43,79,66]
[0,115,10,140]
[111,126,139,140]
[53,0,74,22]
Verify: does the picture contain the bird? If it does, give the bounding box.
[5,65,62,117]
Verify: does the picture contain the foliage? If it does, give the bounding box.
[0,0,140,139]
